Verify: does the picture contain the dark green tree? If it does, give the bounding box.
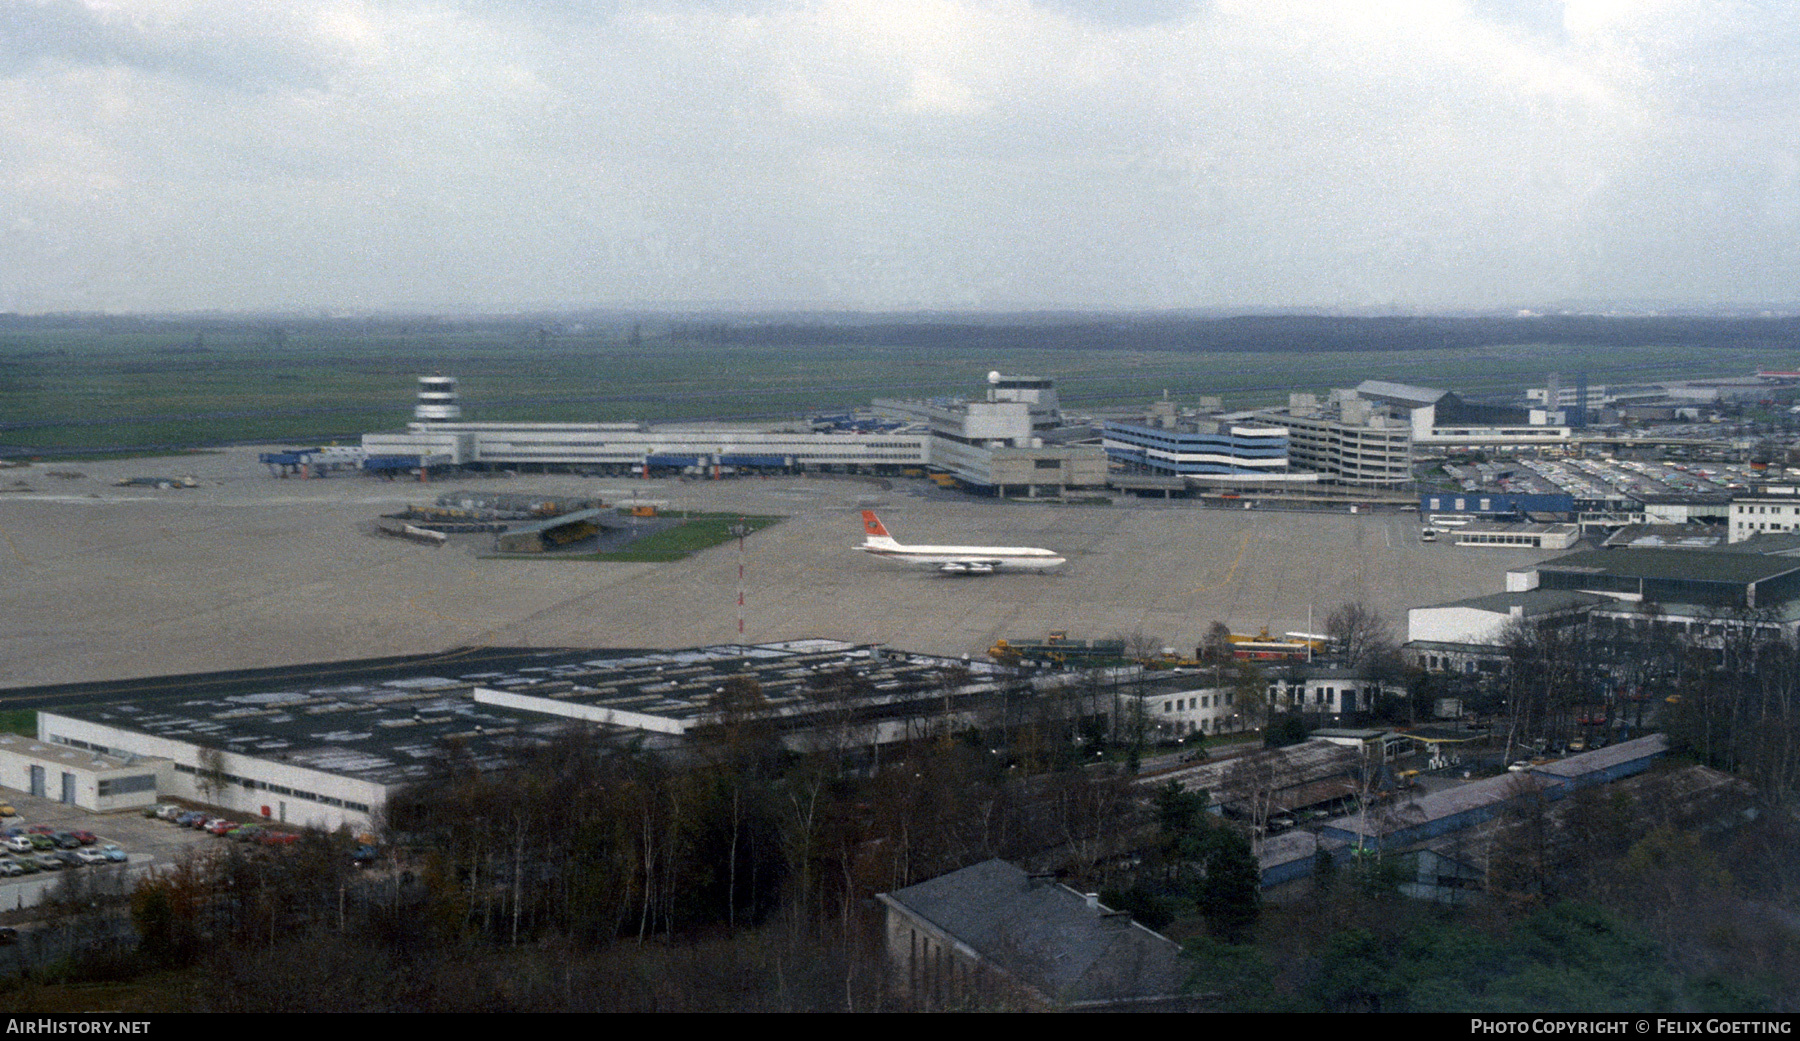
[1197,826,1260,944]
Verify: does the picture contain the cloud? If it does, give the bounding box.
[0,0,1796,312]
[0,0,336,91]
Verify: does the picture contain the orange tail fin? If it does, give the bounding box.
[860,510,893,539]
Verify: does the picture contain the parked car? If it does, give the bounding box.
[100,844,127,863]
[75,848,107,865]
[0,804,15,817]
[0,861,22,878]
[33,854,62,871]
[4,836,32,855]
[71,830,97,846]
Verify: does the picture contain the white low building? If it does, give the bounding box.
[1731,484,1800,543]
[37,712,386,831]
[1122,678,1248,739]
[0,733,170,813]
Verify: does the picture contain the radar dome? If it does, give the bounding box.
[987,370,1001,383]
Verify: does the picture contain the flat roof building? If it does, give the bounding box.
[874,372,1108,496]
[21,642,1018,833]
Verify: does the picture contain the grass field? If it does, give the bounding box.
[583,513,783,562]
[3,317,1793,456]
[485,513,785,563]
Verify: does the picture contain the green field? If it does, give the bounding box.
[486,513,784,563]
[2,316,1793,456]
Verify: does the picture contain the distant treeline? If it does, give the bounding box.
[670,314,1800,353]
[6,311,1800,356]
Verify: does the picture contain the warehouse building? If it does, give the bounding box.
[37,674,573,832]
[22,642,1015,833]
[1406,590,1611,674]
[1405,547,1800,672]
[1512,548,1800,620]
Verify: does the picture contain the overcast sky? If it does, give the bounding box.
[2,0,1796,314]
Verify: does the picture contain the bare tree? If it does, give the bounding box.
[1230,660,1269,730]
[1325,602,1395,669]
[1223,748,1297,852]
[195,744,228,803]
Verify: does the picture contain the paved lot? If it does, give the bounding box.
[0,449,1564,689]
[0,789,218,916]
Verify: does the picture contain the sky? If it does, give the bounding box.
[2,0,1797,314]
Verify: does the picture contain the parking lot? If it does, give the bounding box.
[0,789,223,914]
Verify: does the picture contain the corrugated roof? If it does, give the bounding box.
[1529,733,1668,778]
[1149,739,1361,802]
[1258,827,1345,869]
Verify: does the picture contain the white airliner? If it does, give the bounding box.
[856,510,1066,575]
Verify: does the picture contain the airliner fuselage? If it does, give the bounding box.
[856,511,1065,574]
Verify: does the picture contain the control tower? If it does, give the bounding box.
[414,375,462,422]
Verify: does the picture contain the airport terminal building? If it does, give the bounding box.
[366,421,932,475]
[366,373,1104,496]
[873,372,1108,496]
[1100,418,1320,490]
